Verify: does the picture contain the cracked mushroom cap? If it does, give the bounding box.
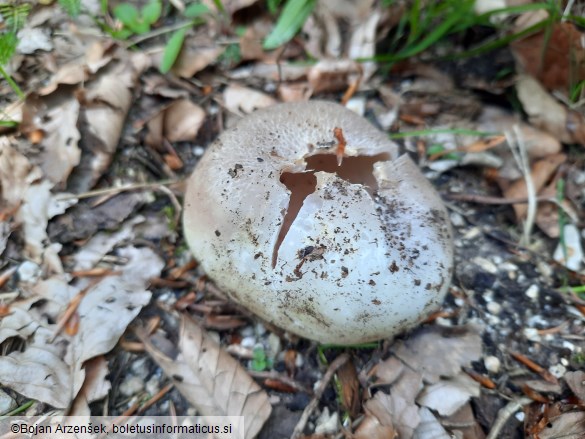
[183,101,453,344]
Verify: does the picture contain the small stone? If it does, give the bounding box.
[267,333,282,360]
[523,328,541,342]
[130,357,150,379]
[553,224,584,271]
[145,376,160,395]
[515,411,525,422]
[17,261,41,283]
[549,364,566,379]
[314,407,339,435]
[0,389,16,415]
[484,356,501,373]
[525,285,539,300]
[119,376,144,397]
[193,146,205,156]
[472,257,498,274]
[450,212,465,227]
[463,227,481,240]
[241,336,256,349]
[487,302,502,315]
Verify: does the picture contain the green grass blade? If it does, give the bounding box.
[160,27,187,74]
[263,0,316,50]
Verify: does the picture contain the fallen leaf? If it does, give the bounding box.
[223,84,277,115]
[392,325,483,384]
[69,356,111,416]
[30,95,81,186]
[413,407,450,439]
[516,74,585,146]
[537,411,585,439]
[337,358,361,418]
[416,372,480,417]
[512,22,585,96]
[362,390,420,439]
[307,59,361,94]
[565,371,585,402]
[140,315,272,439]
[170,37,223,78]
[502,153,566,220]
[163,99,206,143]
[70,52,149,192]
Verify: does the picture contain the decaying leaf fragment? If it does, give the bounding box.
[140,315,272,439]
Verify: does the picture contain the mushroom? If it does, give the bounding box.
[183,101,453,344]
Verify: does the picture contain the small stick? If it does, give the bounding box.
[290,353,350,439]
[485,397,532,439]
[56,179,183,201]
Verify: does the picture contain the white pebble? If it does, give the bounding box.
[241,336,256,349]
[119,376,144,397]
[523,328,541,342]
[484,356,501,373]
[472,257,498,274]
[549,364,566,379]
[487,302,502,315]
[525,284,539,300]
[193,146,205,156]
[515,411,525,422]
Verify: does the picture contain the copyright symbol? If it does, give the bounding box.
[10,423,20,433]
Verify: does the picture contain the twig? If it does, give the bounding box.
[444,193,553,205]
[56,179,183,201]
[485,397,532,439]
[290,353,350,439]
[248,371,312,394]
[506,125,536,247]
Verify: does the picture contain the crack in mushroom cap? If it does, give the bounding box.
[183,101,454,344]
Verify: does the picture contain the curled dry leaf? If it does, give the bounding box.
[70,52,150,192]
[69,356,111,416]
[516,74,585,146]
[502,153,566,220]
[146,99,205,147]
[139,315,271,439]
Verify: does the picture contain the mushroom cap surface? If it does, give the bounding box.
[183,101,453,344]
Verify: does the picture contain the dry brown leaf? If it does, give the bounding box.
[477,106,561,159]
[164,99,206,143]
[374,356,405,385]
[0,138,42,208]
[30,95,81,186]
[537,411,585,439]
[223,84,277,115]
[516,74,585,146]
[354,416,397,439]
[170,37,223,78]
[69,356,111,416]
[565,371,585,402]
[140,315,272,439]
[337,358,360,418]
[416,372,480,417]
[362,390,420,439]
[413,407,450,439]
[512,22,585,95]
[71,52,149,192]
[277,82,312,102]
[0,326,74,407]
[0,246,162,408]
[392,324,482,384]
[502,153,566,220]
[307,59,361,94]
[17,179,77,263]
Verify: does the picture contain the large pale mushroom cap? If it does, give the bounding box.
[183,101,453,344]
